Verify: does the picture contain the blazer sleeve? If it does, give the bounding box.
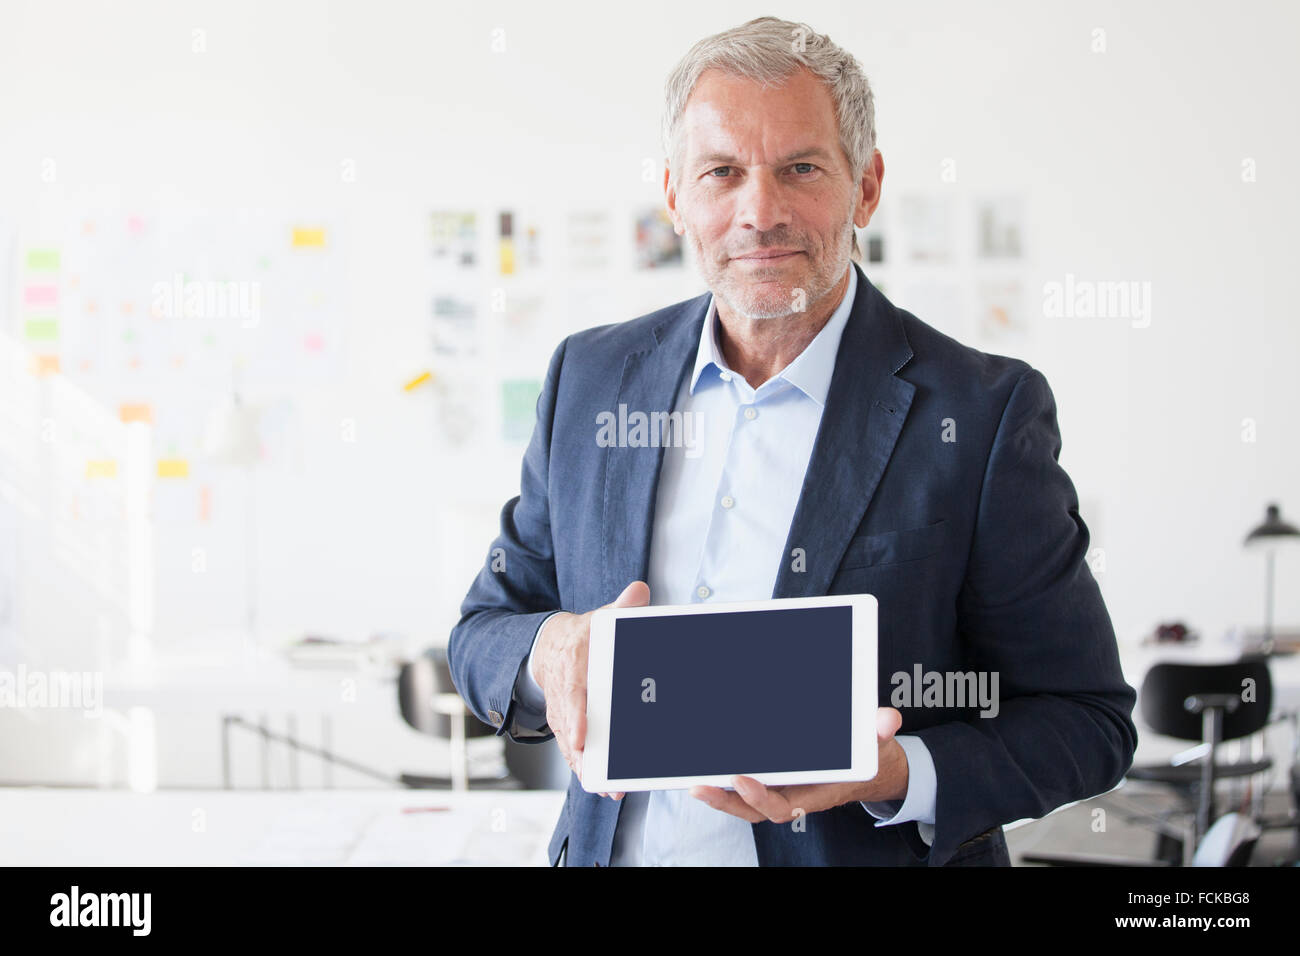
[446,337,568,744]
[911,366,1139,865]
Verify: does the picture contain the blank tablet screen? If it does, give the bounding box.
[606,604,853,779]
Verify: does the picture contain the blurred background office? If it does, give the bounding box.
[0,0,1297,864]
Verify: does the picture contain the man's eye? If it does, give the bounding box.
[792,163,816,175]
[709,166,732,177]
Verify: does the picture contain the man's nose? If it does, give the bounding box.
[737,167,793,234]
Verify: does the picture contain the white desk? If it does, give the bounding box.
[0,788,565,866]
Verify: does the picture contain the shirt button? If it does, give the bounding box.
[743,406,757,421]
[720,495,735,509]
[719,371,732,382]
[696,585,710,599]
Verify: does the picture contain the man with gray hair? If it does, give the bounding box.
[449,16,1136,866]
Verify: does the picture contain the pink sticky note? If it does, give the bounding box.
[24,285,58,306]
[304,332,324,352]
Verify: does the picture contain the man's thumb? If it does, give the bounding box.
[610,580,650,608]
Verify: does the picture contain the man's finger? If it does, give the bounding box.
[570,694,587,754]
[688,785,767,823]
[729,775,798,822]
[876,706,902,741]
[609,580,650,609]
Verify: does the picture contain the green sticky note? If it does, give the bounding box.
[501,379,541,443]
[23,318,59,341]
[26,249,60,271]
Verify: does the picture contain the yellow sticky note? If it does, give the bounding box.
[86,460,118,478]
[403,370,433,392]
[119,403,153,424]
[292,227,327,248]
[157,458,189,478]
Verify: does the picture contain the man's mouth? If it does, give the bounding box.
[733,250,804,263]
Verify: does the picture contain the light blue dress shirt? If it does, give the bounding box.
[515,264,936,864]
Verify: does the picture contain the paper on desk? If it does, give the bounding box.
[346,803,547,866]
[238,803,376,866]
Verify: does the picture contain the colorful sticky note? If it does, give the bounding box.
[23,318,58,341]
[501,379,541,442]
[291,227,327,248]
[24,285,58,306]
[403,370,433,392]
[119,403,153,424]
[31,355,60,376]
[26,249,60,271]
[156,459,189,479]
[86,460,118,478]
[304,332,324,352]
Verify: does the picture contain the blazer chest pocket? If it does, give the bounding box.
[838,519,947,571]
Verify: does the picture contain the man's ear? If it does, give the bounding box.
[663,164,685,235]
[853,149,885,229]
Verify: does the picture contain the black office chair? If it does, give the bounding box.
[1022,658,1274,866]
[1127,659,1273,862]
[397,647,569,790]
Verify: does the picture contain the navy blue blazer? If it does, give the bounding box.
[448,261,1138,866]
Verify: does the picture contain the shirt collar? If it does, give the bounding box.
[689,263,857,407]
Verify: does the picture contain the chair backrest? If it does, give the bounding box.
[1139,659,1272,742]
[397,648,496,740]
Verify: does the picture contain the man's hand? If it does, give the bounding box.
[689,707,909,822]
[532,580,650,797]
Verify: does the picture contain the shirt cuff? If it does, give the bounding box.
[513,611,559,714]
[860,735,937,845]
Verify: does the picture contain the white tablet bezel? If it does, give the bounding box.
[581,594,877,792]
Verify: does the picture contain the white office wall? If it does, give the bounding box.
[1,0,1298,782]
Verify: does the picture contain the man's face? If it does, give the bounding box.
[665,66,881,321]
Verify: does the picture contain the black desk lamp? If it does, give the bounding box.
[1244,503,1300,655]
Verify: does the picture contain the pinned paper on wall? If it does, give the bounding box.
[497,210,542,275]
[900,195,954,264]
[498,292,549,357]
[431,211,477,270]
[976,279,1027,340]
[567,208,612,272]
[976,198,1024,259]
[431,294,477,356]
[634,207,682,270]
[855,224,885,264]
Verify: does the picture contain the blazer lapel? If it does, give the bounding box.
[601,297,708,602]
[772,263,916,599]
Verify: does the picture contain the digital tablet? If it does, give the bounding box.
[581,594,877,792]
